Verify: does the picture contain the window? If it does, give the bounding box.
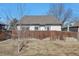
[26,27,29,30]
[22,27,25,30]
[35,26,38,30]
[47,26,49,31]
[21,26,29,31]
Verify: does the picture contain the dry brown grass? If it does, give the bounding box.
[0,38,79,56]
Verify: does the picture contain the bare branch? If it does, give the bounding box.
[17,3,25,19]
[48,3,73,26]
[48,3,65,20]
[62,8,72,24]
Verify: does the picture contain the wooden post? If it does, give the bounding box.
[17,25,22,54]
[17,30,20,53]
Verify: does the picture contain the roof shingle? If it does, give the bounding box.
[17,16,62,25]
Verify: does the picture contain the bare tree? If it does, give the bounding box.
[9,18,18,30]
[16,3,26,53]
[62,8,72,25]
[0,4,26,53]
[48,3,73,26]
[17,3,25,19]
[48,4,64,19]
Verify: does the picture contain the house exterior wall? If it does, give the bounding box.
[39,26,47,31]
[78,28,79,32]
[17,26,21,30]
[49,26,61,31]
[29,26,35,30]
[17,25,61,31]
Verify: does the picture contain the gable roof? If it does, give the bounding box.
[17,15,62,25]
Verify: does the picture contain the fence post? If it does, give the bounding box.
[77,32,79,40]
[50,31,52,40]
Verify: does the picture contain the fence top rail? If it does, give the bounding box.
[12,30,78,33]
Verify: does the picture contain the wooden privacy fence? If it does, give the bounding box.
[11,30,78,40]
[0,30,11,40]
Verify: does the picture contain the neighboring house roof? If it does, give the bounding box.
[73,21,79,27]
[17,16,62,25]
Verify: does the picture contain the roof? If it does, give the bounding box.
[73,21,79,27]
[17,16,62,25]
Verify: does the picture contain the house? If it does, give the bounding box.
[17,16,62,31]
[62,21,79,32]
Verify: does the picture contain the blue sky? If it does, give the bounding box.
[0,3,79,23]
